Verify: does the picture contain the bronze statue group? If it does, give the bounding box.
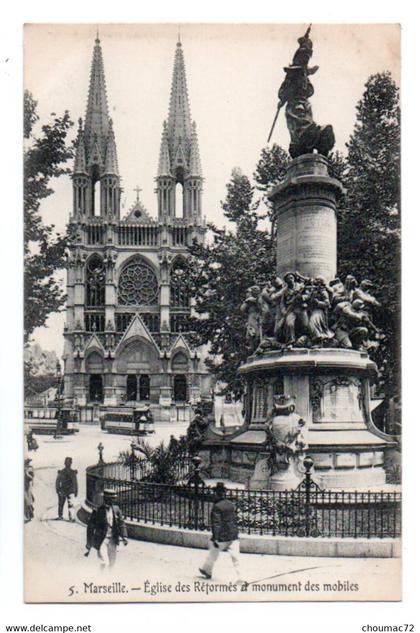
[241,271,381,354]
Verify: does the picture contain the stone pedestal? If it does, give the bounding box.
[269,153,344,281]
[235,348,393,489]
[269,459,304,491]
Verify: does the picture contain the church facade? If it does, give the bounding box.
[63,37,211,421]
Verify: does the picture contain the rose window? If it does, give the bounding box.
[118,259,158,306]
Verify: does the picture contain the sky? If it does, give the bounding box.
[24,23,400,356]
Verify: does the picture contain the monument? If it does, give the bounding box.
[197,27,394,489]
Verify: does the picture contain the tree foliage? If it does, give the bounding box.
[188,74,400,399]
[24,90,74,342]
[337,72,400,396]
[189,151,288,391]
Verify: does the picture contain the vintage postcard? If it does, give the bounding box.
[23,23,401,603]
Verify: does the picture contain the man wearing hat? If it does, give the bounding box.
[55,457,78,521]
[86,489,128,569]
[199,482,242,582]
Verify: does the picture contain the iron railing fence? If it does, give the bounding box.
[86,463,401,539]
[92,458,192,484]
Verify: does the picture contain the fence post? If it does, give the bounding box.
[130,442,136,480]
[191,455,202,530]
[303,455,314,537]
[97,442,104,465]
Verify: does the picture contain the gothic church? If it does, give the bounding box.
[63,37,211,421]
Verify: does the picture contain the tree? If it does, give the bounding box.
[253,143,290,232]
[189,166,277,392]
[337,72,400,397]
[24,91,74,342]
[254,144,289,199]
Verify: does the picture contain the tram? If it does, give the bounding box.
[24,405,80,435]
[102,405,155,435]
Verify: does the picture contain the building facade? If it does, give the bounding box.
[63,37,211,421]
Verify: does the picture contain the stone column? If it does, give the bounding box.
[269,154,344,281]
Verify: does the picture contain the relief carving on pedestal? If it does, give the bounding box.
[310,376,364,423]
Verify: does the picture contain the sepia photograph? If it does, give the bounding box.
[23,22,401,603]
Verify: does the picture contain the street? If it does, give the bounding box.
[25,424,401,603]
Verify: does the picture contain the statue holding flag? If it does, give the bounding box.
[267,26,335,158]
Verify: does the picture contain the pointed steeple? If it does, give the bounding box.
[84,37,110,164]
[104,119,119,175]
[74,118,87,174]
[167,40,192,163]
[189,121,202,177]
[156,39,204,220]
[157,121,172,177]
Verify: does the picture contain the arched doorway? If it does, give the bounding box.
[139,375,150,401]
[86,351,104,403]
[173,374,187,402]
[89,375,103,403]
[126,375,137,401]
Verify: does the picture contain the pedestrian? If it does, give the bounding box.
[85,489,128,570]
[55,457,78,521]
[27,429,38,452]
[24,458,35,522]
[199,482,242,582]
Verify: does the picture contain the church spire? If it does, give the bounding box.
[74,118,87,174]
[156,40,203,219]
[167,39,192,161]
[157,121,172,177]
[84,36,110,163]
[72,37,120,218]
[189,121,202,177]
[104,119,119,175]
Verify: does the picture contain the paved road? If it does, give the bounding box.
[24,425,400,603]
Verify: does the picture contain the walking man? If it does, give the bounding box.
[86,489,128,570]
[199,482,242,582]
[55,457,78,521]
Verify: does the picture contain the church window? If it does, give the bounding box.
[85,256,105,307]
[84,313,105,332]
[93,180,101,216]
[116,313,134,332]
[170,314,189,333]
[170,258,190,307]
[175,182,183,218]
[118,258,159,306]
[142,313,160,332]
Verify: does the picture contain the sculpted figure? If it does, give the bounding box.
[353,280,381,318]
[259,282,275,338]
[240,285,262,352]
[307,276,334,345]
[266,396,307,473]
[344,275,358,303]
[333,298,376,350]
[186,402,212,454]
[270,26,335,157]
[268,277,285,341]
[276,272,310,346]
[329,278,347,309]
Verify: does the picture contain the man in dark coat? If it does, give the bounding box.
[55,457,78,521]
[199,482,242,582]
[86,489,128,569]
[24,458,35,522]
